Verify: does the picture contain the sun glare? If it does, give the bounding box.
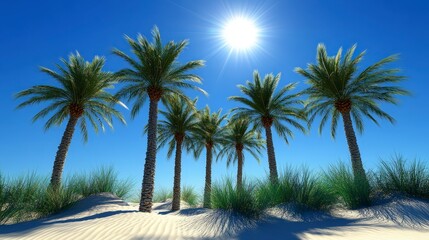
[222,17,259,51]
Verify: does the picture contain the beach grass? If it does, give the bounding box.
[181,185,200,207]
[211,178,263,218]
[0,173,45,224]
[68,167,133,199]
[0,167,132,224]
[3,158,429,223]
[376,155,429,198]
[256,167,335,211]
[323,162,371,209]
[153,188,173,203]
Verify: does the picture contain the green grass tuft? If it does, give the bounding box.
[0,167,132,224]
[181,185,199,207]
[153,188,173,202]
[376,155,429,198]
[211,178,263,218]
[323,162,371,209]
[34,185,79,216]
[67,167,133,199]
[256,167,335,211]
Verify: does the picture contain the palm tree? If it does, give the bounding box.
[218,117,265,189]
[295,44,409,188]
[16,52,126,188]
[192,106,227,208]
[229,71,306,183]
[113,26,205,212]
[157,96,198,211]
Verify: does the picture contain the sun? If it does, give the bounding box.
[222,17,259,51]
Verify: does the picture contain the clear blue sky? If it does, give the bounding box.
[1,0,428,195]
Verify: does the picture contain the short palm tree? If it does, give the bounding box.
[192,106,227,208]
[113,26,205,212]
[295,44,409,189]
[218,117,265,189]
[157,96,198,211]
[16,52,126,188]
[229,71,306,183]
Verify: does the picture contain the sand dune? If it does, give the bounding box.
[1,193,429,240]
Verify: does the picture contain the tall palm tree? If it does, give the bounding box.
[16,52,126,188]
[295,44,409,188]
[113,26,205,212]
[229,71,306,183]
[192,106,227,208]
[218,117,265,189]
[157,96,198,211]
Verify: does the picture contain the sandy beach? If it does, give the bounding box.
[1,193,428,240]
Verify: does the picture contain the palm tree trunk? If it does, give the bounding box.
[341,112,369,183]
[50,116,79,188]
[264,125,278,183]
[203,145,212,208]
[139,99,159,212]
[237,150,243,189]
[172,139,183,211]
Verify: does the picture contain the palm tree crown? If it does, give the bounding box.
[113,26,206,111]
[16,52,126,187]
[229,71,306,143]
[192,106,227,158]
[113,26,205,212]
[16,52,126,140]
[229,71,306,182]
[158,96,198,157]
[218,117,264,167]
[295,44,409,137]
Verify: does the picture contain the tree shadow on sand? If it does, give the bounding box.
[180,206,391,240]
[358,195,429,228]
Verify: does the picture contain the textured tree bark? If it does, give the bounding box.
[172,139,183,211]
[264,125,278,183]
[341,111,369,184]
[236,150,243,190]
[139,99,159,212]
[203,145,213,208]
[50,116,79,188]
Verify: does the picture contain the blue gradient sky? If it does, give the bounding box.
[1,0,428,195]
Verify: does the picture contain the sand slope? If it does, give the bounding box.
[1,193,429,240]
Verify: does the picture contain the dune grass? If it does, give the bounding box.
[141,186,200,207]
[181,185,200,207]
[35,185,80,216]
[2,157,428,222]
[282,167,335,211]
[256,167,335,211]
[0,167,132,224]
[323,162,372,209]
[153,188,173,202]
[376,155,429,198]
[68,167,133,199]
[0,173,46,224]
[211,178,263,218]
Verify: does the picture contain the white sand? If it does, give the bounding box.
[1,193,428,240]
